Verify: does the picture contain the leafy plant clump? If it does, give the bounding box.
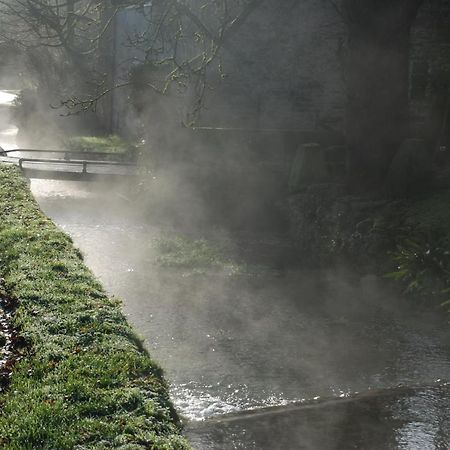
[0,165,190,450]
[387,237,450,301]
[386,190,450,311]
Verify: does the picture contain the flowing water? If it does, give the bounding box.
[1,92,449,449]
[30,180,450,450]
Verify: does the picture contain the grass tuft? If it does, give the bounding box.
[154,236,226,271]
[63,135,136,155]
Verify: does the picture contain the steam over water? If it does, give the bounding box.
[0,89,449,447]
[0,90,19,151]
[30,180,450,449]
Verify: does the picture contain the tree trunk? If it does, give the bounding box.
[96,0,117,132]
[342,0,424,191]
[67,0,75,48]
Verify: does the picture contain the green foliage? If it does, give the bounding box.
[385,191,450,310]
[403,193,450,241]
[0,166,190,450]
[154,235,229,274]
[153,235,273,277]
[387,237,450,297]
[155,236,222,267]
[63,135,136,155]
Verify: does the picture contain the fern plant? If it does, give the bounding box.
[386,235,450,308]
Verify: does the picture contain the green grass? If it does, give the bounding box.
[63,135,136,155]
[154,236,227,272]
[0,165,191,449]
[153,235,270,277]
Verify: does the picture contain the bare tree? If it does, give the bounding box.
[0,0,113,98]
[118,0,428,187]
[0,0,429,187]
[60,0,264,119]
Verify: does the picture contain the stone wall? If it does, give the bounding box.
[197,0,450,138]
[199,0,345,131]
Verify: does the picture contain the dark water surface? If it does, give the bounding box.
[188,384,450,449]
[29,180,450,450]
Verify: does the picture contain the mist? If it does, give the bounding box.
[0,0,450,449]
[25,176,450,449]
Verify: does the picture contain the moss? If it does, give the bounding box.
[0,165,191,449]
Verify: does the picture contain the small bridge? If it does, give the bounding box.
[0,148,141,182]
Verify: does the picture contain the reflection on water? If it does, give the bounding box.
[187,384,450,449]
[28,179,450,449]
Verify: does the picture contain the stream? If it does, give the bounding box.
[0,90,449,449]
[31,180,450,450]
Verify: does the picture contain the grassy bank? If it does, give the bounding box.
[63,135,136,155]
[0,166,190,449]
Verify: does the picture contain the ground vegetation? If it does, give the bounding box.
[0,165,190,450]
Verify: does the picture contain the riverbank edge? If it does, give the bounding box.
[0,165,191,449]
